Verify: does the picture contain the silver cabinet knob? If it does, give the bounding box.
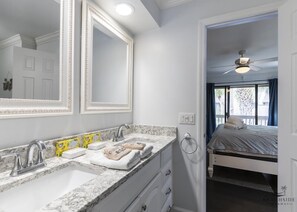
[165,188,172,195]
[167,205,172,212]
[165,169,171,176]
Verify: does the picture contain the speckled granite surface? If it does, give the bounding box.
[0,130,176,212]
[0,124,176,173]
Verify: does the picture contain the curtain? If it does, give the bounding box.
[206,83,216,143]
[268,78,278,126]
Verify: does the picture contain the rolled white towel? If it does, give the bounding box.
[90,150,140,170]
[140,144,153,159]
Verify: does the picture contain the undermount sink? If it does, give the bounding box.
[115,137,155,146]
[0,165,98,212]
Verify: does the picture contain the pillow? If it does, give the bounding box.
[227,116,244,126]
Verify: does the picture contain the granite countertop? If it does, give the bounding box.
[0,133,176,212]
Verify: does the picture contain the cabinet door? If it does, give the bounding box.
[125,197,140,212]
[139,173,162,212]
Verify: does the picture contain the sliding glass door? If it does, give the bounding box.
[229,86,256,125]
[215,83,269,126]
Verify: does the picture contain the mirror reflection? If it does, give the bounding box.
[0,0,60,100]
[92,23,128,104]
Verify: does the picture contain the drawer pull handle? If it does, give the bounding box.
[142,205,147,211]
[165,169,171,176]
[167,205,172,212]
[165,188,172,195]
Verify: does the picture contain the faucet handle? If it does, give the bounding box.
[0,153,23,177]
[37,149,46,164]
[112,132,117,142]
[38,140,47,150]
[124,124,130,129]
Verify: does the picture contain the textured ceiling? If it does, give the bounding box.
[91,0,193,35]
[92,0,160,35]
[154,0,192,9]
[0,0,193,42]
[207,14,278,78]
[0,0,60,41]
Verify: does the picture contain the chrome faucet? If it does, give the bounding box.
[0,140,47,177]
[26,140,46,167]
[112,124,130,142]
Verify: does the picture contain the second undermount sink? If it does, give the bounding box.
[115,137,155,146]
[0,165,98,212]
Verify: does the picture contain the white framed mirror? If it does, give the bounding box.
[81,0,133,114]
[0,0,74,118]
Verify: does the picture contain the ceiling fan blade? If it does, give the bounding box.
[209,64,235,69]
[251,57,278,64]
[222,68,234,75]
[250,65,261,71]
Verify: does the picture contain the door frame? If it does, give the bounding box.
[196,2,281,211]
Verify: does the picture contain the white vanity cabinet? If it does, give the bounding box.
[138,173,162,212]
[125,197,141,212]
[89,144,173,212]
[160,146,173,211]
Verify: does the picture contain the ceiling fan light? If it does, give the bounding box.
[235,66,250,74]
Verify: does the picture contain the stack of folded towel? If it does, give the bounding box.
[90,146,140,170]
[90,142,153,170]
[122,143,153,159]
[224,116,247,129]
[103,146,131,160]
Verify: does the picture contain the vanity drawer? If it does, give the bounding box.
[124,197,140,212]
[161,145,172,167]
[161,176,172,205]
[91,155,160,212]
[161,160,172,184]
[161,193,173,212]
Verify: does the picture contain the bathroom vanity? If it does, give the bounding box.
[0,0,176,211]
[0,125,176,212]
[94,138,173,212]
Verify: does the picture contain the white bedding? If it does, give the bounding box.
[207,124,278,159]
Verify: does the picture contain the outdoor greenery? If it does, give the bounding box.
[233,88,255,115]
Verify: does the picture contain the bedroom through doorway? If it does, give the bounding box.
[205,12,278,212]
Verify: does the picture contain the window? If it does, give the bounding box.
[215,88,225,126]
[215,84,269,126]
[229,86,256,125]
[257,85,269,125]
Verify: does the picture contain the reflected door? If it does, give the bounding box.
[12,47,59,100]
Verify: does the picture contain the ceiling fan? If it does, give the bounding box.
[210,50,278,75]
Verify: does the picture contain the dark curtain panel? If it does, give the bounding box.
[206,83,216,143]
[268,78,278,126]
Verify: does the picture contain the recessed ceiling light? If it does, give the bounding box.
[115,3,134,16]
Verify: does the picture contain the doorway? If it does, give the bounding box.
[196,3,280,212]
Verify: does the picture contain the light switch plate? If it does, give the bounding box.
[178,113,195,125]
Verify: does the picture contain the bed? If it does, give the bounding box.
[207,124,278,177]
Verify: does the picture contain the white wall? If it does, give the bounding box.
[133,0,281,211]
[36,37,60,58]
[0,0,132,150]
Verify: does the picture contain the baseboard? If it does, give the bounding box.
[172,205,195,212]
